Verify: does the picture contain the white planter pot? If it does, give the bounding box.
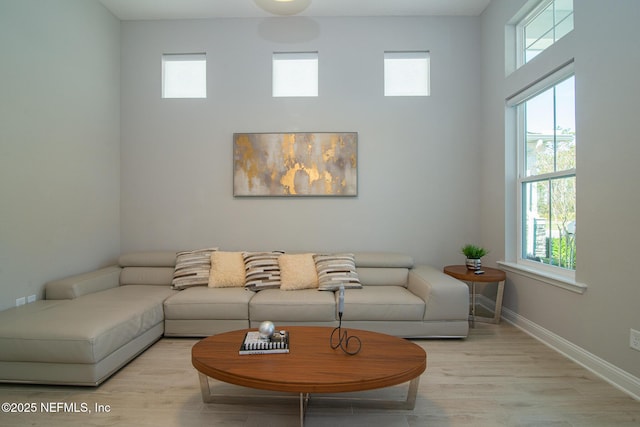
[466,258,482,270]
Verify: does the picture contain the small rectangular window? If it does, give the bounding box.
[272,52,318,97]
[162,53,206,99]
[384,51,430,97]
[518,0,573,65]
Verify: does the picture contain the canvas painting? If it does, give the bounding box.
[233,132,357,197]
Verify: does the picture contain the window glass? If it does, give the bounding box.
[522,176,576,269]
[272,52,318,97]
[384,51,430,97]
[524,2,554,62]
[519,75,576,271]
[162,53,206,99]
[524,76,575,177]
[525,87,555,176]
[520,0,573,65]
[555,0,574,40]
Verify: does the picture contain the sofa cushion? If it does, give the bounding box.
[243,251,282,291]
[208,251,245,288]
[172,248,217,290]
[314,253,362,291]
[121,267,175,286]
[0,285,175,364]
[250,289,335,322]
[119,251,177,267]
[353,252,413,268]
[341,286,425,321]
[163,287,254,320]
[279,253,318,290]
[356,267,409,287]
[46,266,121,300]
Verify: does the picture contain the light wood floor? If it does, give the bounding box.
[1,322,638,426]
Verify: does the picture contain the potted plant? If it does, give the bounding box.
[461,244,488,270]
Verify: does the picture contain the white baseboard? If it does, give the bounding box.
[497,303,640,401]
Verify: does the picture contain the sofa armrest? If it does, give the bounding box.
[408,265,469,321]
[45,266,121,300]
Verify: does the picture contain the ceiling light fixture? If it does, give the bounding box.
[254,0,312,16]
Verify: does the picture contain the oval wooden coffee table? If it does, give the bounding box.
[192,326,426,426]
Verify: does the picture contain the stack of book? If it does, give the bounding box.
[239,330,289,355]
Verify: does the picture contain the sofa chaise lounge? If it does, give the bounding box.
[0,251,469,385]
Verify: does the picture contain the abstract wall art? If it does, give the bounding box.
[233,132,357,197]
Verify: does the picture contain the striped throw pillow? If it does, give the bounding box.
[171,248,218,290]
[314,253,362,291]
[243,252,283,291]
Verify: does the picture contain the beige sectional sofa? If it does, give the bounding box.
[0,251,469,386]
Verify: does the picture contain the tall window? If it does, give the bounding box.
[517,0,573,66]
[162,53,206,99]
[272,52,318,97]
[511,67,576,272]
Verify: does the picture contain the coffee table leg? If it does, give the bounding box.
[405,376,420,409]
[299,393,310,427]
[198,372,214,403]
[198,373,419,421]
[309,377,420,411]
[200,372,310,426]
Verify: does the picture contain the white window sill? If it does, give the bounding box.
[497,261,587,294]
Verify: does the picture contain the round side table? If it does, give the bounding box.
[443,265,506,327]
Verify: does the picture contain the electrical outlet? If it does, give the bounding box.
[631,329,640,352]
[16,297,26,306]
[27,294,36,303]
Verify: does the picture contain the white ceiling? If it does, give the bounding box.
[99,0,491,21]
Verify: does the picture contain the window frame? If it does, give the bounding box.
[516,0,574,67]
[161,53,207,99]
[503,0,585,293]
[516,69,576,279]
[272,51,319,98]
[502,62,585,293]
[383,51,431,97]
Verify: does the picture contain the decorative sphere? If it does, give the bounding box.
[259,321,275,339]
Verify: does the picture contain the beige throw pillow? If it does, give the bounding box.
[208,251,246,288]
[279,253,318,290]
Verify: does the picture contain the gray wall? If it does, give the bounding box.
[120,16,482,263]
[479,0,640,379]
[4,0,636,394]
[0,0,121,311]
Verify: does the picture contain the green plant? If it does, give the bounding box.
[550,235,576,269]
[461,244,488,259]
